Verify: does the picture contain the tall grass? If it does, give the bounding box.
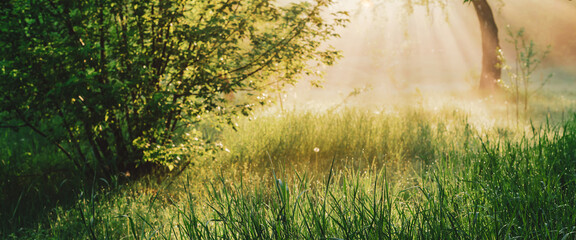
[217,107,478,181]
[3,106,576,239]
[0,127,78,234]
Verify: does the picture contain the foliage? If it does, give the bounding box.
[0,0,346,176]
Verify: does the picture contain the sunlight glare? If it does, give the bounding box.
[284,0,576,123]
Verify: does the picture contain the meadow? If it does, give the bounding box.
[3,0,576,238]
[1,89,576,239]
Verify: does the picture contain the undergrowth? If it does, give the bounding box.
[2,107,576,239]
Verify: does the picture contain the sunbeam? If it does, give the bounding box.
[286,0,576,108]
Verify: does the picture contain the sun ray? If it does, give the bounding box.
[285,0,576,108]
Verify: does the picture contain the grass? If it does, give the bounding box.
[0,127,79,234]
[1,94,576,239]
[218,106,475,178]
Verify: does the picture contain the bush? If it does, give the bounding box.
[0,0,346,177]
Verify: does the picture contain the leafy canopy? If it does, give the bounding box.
[0,0,347,176]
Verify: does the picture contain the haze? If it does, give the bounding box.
[283,0,576,109]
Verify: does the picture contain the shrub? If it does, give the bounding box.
[0,0,346,177]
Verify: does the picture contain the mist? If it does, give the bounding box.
[282,0,576,109]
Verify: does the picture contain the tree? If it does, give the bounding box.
[0,0,346,177]
[465,0,501,90]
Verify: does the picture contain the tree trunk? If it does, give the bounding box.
[472,0,501,90]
